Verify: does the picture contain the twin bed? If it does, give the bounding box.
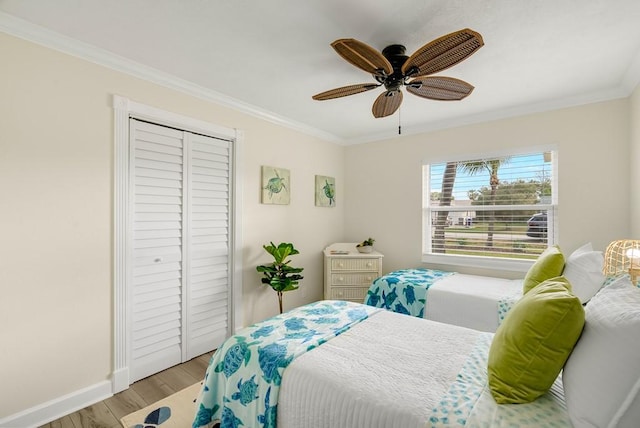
[192,244,640,428]
[365,242,611,333]
[193,300,570,428]
[364,268,523,332]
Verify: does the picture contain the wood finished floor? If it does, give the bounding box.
[39,351,214,428]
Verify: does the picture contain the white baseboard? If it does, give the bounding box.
[112,367,130,394]
[0,380,112,428]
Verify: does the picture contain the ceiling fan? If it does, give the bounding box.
[312,28,484,118]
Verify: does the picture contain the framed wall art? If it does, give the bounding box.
[315,175,335,207]
[261,166,290,205]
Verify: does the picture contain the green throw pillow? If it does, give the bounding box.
[522,245,565,294]
[488,276,584,404]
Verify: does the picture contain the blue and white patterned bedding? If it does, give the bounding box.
[192,300,380,428]
[430,333,571,427]
[365,268,523,332]
[365,268,455,317]
[193,301,569,428]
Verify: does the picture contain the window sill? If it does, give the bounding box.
[421,253,534,273]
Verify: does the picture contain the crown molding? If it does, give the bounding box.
[0,12,344,144]
[345,85,630,145]
[3,11,638,147]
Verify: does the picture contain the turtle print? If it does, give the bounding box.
[257,387,277,428]
[231,375,260,406]
[264,170,287,198]
[403,284,416,305]
[258,343,293,385]
[215,337,259,378]
[220,406,243,428]
[322,179,335,205]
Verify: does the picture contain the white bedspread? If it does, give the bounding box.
[278,306,570,428]
[278,310,480,428]
[425,274,523,332]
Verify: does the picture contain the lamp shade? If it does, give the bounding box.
[603,240,640,277]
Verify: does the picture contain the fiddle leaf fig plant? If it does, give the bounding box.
[256,242,304,313]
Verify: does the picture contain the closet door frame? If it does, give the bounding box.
[112,95,243,393]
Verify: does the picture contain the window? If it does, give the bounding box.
[422,150,556,271]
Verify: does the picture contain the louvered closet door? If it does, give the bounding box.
[130,120,185,382]
[129,119,230,382]
[185,133,230,359]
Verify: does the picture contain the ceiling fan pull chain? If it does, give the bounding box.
[398,106,402,135]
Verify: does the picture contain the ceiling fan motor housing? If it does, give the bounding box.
[379,44,409,91]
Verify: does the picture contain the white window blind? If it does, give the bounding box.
[423,150,556,268]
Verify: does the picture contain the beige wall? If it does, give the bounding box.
[631,84,640,236]
[345,99,631,277]
[0,33,344,419]
[1,28,638,422]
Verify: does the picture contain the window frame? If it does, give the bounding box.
[422,146,558,273]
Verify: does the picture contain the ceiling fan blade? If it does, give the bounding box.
[372,90,403,118]
[312,83,381,100]
[401,28,484,77]
[331,38,393,76]
[406,76,474,100]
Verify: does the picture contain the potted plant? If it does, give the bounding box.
[256,242,304,313]
[356,237,375,253]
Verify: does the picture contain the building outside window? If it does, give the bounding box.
[422,149,556,271]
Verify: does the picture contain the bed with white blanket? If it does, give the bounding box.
[193,275,640,428]
[194,299,578,428]
[364,268,523,332]
[364,243,614,333]
[194,245,640,428]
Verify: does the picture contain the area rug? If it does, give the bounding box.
[120,382,203,428]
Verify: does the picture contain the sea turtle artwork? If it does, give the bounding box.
[315,175,336,207]
[261,166,290,204]
[264,170,287,197]
[322,179,335,205]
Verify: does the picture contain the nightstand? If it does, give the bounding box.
[323,243,384,303]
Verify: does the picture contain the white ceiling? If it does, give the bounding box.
[2,0,640,144]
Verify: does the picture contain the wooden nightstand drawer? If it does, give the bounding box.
[329,286,368,302]
[331,258,379,271]
[331,272,378,286]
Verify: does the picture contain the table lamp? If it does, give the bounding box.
[603,239,640,284]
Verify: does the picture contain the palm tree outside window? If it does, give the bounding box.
[423,150,555,268]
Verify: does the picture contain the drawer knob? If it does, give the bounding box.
[338,291,343,297]
[366,277,372,281]
[338,262,344,267]
[366,262,372,267]
[338,277,344,282]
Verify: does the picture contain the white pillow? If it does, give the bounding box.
[569,242,594,256]
[562,276,640,428]
[562,243,605,303]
